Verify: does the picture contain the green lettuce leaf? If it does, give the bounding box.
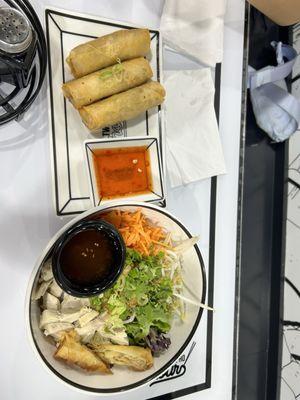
[89,248,175,345]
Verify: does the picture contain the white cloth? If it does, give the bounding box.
[165,69,226,188]
[160,0,226,67]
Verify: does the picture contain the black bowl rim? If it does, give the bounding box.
[29,204,206,394]
[52,219,126,298]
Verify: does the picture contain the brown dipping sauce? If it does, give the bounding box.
[60,229,115,286]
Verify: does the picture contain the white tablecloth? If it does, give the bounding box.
[0,1,245,399]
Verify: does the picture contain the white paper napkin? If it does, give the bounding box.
[165,69,226,188]
[160,0,226,67]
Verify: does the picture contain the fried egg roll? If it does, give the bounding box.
[90,344,153,371]
[66,29,151,78]
[79,81,165,131]
[62,58,153,109]
[54,331,111,374]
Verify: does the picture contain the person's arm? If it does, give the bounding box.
[248,0,300,25]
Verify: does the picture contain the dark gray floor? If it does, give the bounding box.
[234,7,288,400]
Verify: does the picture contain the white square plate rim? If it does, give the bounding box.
[45,7,165,216]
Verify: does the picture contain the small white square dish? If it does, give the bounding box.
[84,137,165,206]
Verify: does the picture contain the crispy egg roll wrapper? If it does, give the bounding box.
[54,331,111,374]
[67,29,151,78]
[62,58,153,109]
[79,81,165,131]
[91,344,153,371]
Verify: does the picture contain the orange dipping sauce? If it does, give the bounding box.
[92,146,153,200]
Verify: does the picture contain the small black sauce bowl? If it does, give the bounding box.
[52,220,126,298]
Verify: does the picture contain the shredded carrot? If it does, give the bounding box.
[101,209,167,255]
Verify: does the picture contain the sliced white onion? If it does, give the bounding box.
[165,249,179,259]
[123,314,136,324]
[173,236,200,253]
[173,293,214,311]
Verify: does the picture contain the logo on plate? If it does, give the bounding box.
[150,341,196,386]
[101,121,127,138]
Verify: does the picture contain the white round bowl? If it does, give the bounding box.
[25,201,206,395]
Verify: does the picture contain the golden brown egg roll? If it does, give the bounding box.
[62,58,153,109]
[54,331,111,374]
[90,343,153,371]
[66,29,151,78]
[79,81,165,131]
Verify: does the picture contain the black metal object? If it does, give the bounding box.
[0,0,47,125]
[233,6,288,400]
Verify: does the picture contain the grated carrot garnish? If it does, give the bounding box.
[101,209,167,255]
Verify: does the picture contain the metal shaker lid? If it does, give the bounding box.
[0,7,32,54]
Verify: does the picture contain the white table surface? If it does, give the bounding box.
[0,0,245,399]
